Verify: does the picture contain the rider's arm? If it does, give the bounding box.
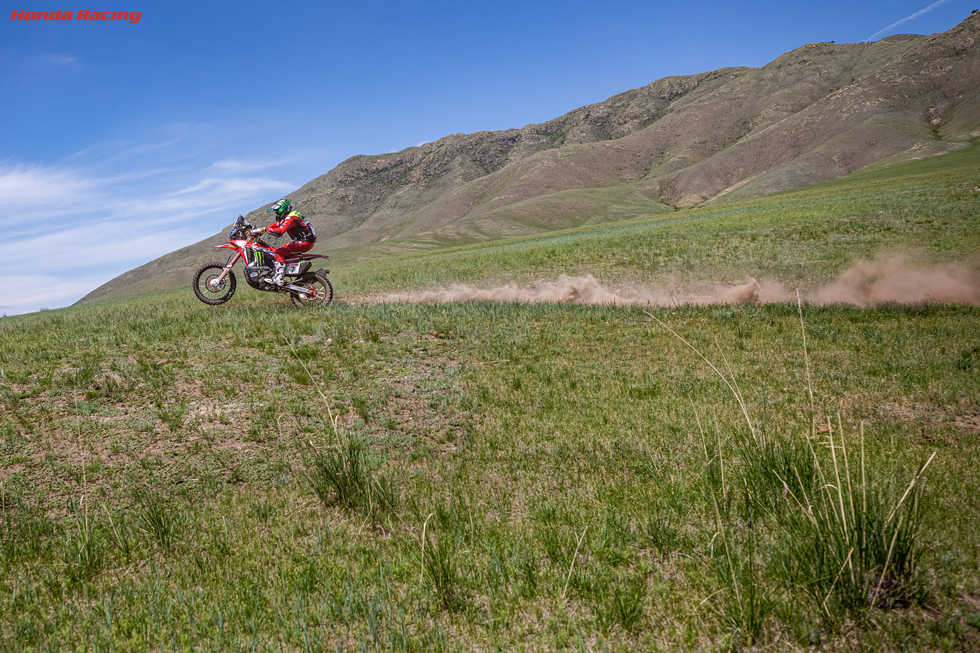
[265,215,296,236]
[264,219,289,236]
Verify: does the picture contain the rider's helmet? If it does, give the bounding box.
[268,198,291,221]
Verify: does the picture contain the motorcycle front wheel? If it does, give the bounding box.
[290,274,333,308]
[193,263,237,305]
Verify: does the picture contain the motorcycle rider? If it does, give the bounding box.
[250,198,317,286]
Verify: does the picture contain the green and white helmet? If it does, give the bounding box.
[268,198,291,220]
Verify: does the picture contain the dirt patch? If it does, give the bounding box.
[877,399,980,442]
[954,414,980,433]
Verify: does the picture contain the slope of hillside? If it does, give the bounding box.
[78,12,980,305]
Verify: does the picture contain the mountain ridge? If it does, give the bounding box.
[78,12,980,304]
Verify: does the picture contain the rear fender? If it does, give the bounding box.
[295,271,325,284]
[292,268,329,283]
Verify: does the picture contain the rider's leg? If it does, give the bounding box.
[270,251,287,286]
[274,240,315,259]
[272,241,314,286]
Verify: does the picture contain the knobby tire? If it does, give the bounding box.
[193,262,237,305]
[290,273,333,308]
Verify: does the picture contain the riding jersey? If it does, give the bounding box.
[265,210,316,242]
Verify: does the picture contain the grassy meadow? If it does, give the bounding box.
[1,146,979,651]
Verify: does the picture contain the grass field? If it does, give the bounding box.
[1,146,979,651]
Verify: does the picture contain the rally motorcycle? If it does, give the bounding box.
[192,215,333,307]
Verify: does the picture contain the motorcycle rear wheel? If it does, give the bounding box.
[290,274,333,308]
[193,263,237,305]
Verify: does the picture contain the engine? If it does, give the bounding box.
[244,248,274,283]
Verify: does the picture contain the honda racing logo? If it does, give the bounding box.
[10,10,142,22]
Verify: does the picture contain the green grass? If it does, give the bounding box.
[0,148,979,650]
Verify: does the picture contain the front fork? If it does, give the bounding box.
[215,251,241,284]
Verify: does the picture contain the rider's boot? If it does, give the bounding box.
[271,261,286,286]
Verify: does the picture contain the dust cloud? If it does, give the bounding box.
[375,275,787,307]
[809,254,980,306]
[374,254,980,308]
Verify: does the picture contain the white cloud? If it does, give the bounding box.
[173,176,292,196]
[211,158,289,172]
[0,165,292,228]
[0,274,110,314]
[4,52,82,86]
[0,165,98,218]
[0,224,201,271]
[42,54,77,66]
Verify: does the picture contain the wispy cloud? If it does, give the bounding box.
[0,164,292,228]
[867,0,952,41]
[173,176,291,196]
[0,274,109,314]
[3,52,82,86]
[0,225,201,272]
[211,158,290,172]
[0,165,94,207]
[65,135,187,165]
[0,165,101,228]
[42,54,77,66]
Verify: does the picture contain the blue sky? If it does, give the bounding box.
[0,0,970,315]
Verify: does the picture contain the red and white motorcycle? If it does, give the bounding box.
[192,215,333,307]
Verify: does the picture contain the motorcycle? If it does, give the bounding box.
[192,215,333,307]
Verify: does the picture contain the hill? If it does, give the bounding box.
[78,12,980,304]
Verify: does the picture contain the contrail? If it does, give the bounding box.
[867,0,952,41]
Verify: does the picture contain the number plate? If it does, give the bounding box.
[286,263,301,275]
